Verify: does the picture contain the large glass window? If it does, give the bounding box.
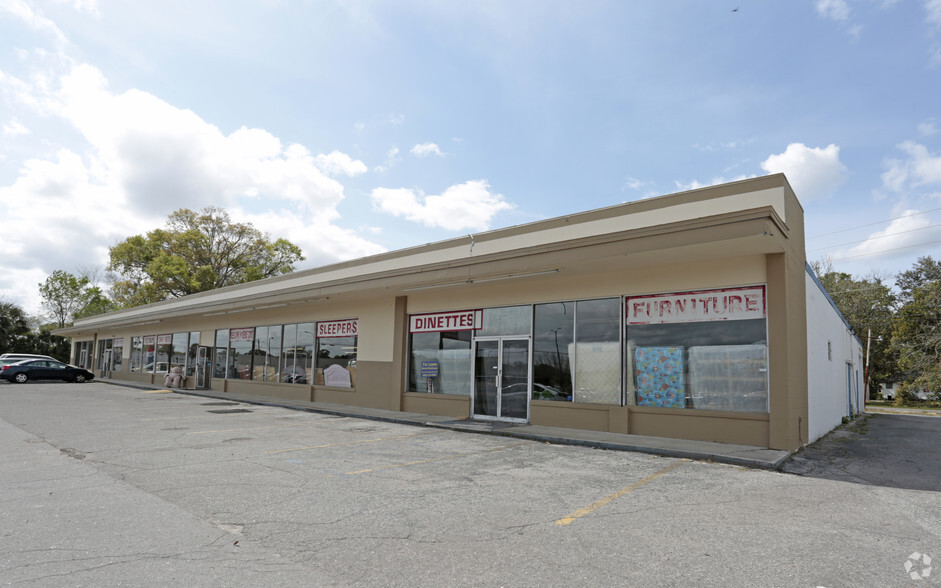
[281,323,309,383]
[253,325,282,382]
[297,323,315,384]
[155,335,171,374]
[170,332,188,372]
[130,336,143,373]
[532,298,621,403]
[477,306,531,337]
[230,327,254,380]
[533,302,573,401]
[315,319,357,388]
[408,330,473,395]
[573,298,621,404]
[626,287,768,413]
[186,331,200,378]
[143,336,156,373]
[214,329,229,378]
[112,338,124,373]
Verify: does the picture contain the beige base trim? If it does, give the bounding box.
[402,392,470,418]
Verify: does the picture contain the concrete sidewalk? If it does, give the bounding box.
[98,378,792,469]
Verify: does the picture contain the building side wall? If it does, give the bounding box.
[805,271,865,443]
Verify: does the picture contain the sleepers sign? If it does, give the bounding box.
[409,309,483,333]
[627,286,766,324]
[316,319,358,338]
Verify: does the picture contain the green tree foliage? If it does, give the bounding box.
[108,207,305,307]
[895,256,941,305]
[38,270,113,328]
[0,300,30,353]
[810,261,898,393]
[892,278,941,402]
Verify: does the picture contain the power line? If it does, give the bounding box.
[826,239,941,262]
[807,223,941,252]
[807,207,941,239]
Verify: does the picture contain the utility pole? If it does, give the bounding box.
[864,328,871,401]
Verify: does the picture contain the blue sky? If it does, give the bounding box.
[2,0,941,315]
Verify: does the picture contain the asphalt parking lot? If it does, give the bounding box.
[1,381,940,586]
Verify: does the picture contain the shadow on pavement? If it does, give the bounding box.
[781,413,941,492]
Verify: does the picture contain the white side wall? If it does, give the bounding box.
[805,268,865,443]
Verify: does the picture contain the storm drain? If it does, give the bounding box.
[206,408,253,414]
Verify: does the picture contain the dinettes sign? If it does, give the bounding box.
[410,310,482,333]
[627,286,766,324]
[317,319,358,338]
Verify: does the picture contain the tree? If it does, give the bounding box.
[0,300,30,353]
[108,207,305,307]
[892,276,941,402]
[810,261,899,393]
[895,256,941,305]
[38,270,113,328]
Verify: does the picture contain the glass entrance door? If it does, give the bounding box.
[473,338,530,421]
[195,346,211,389]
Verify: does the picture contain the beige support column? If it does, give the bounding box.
[391,295,408,411]
[766,253,809,450]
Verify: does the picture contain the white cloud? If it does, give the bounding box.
[674,175,751,192]
[53,0,100,16]
[0,61,385,311]
[411,142,444,157]
[880,141,941,193]
[314,151,368,176]
[919,120,939,136]
[2,118,30,136]
[2,0,69,47]
[760,143,848,200]
[373,146,401,173]
[844,209,941,260]
[928,0,941,26]
[816,0,851,21]
[371,180,513,231]
[388,113,405,125]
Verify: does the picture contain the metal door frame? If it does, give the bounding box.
[471,336,532,423]
[196,346,211,389]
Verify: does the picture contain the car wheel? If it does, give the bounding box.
[14,373,28,383]
[74,374,87,383]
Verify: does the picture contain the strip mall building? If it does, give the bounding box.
[58,174,863,451]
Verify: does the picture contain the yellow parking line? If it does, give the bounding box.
[555,460,688,526]
[143,389,173,394]
[262,431,444,456]
[346,441,533,475]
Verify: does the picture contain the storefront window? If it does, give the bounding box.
[170,332,188,372]
[130,336,143,373]
[408,330,473,395]
[154,334,171,374]
[230,327,254,380]
[533,302,573,401]
[97,338,111,372]
[315,319,357,388]
[253,325,282,381]
[626,286,768,413]
[143,336,156,373]
[281,324,306,383]
[186,331,199,377]
[477,306,531,337]
[112,338,124,373]
[297,323,315,383]
[573,298,621,404]
[213,329,229,378]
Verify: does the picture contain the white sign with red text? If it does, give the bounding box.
[157,334,172,345]
[409,310,483,333]
[317,319,358,338]
[627,286,766,325]
[229,327,255,343]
